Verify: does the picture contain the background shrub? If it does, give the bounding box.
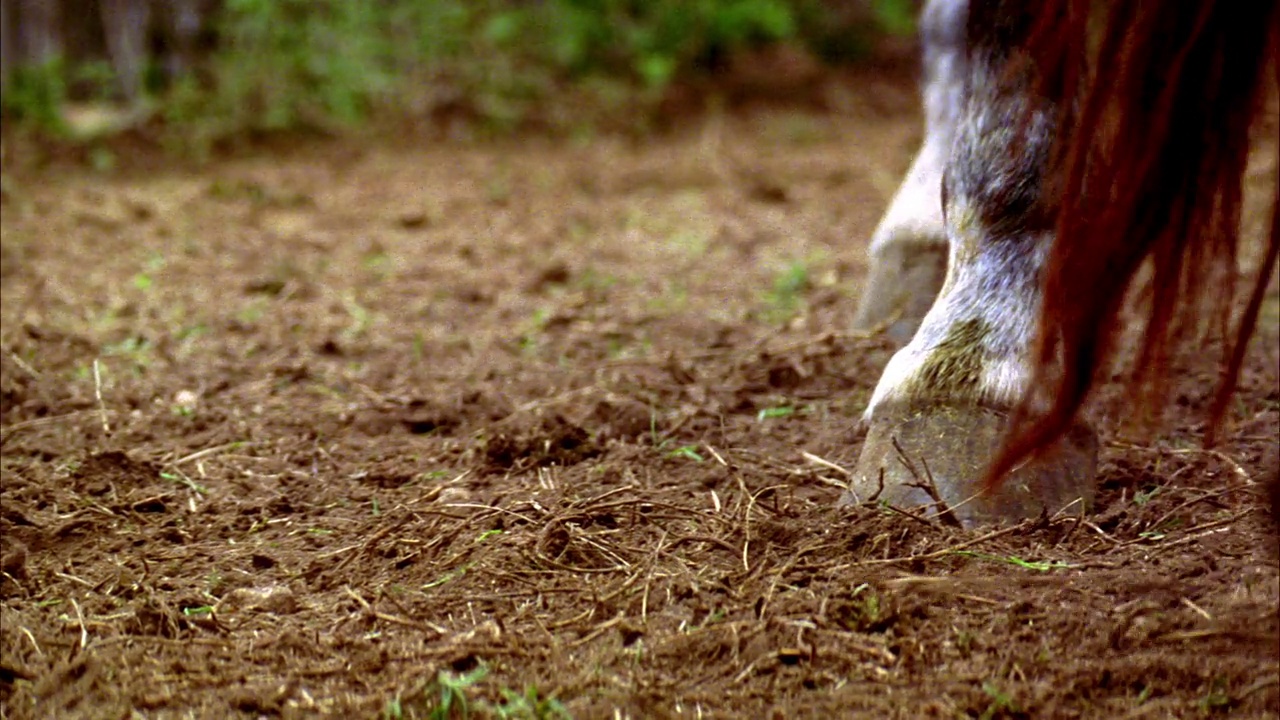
[0,0,918,148]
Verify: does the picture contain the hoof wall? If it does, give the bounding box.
[844,404,1097,527]
[853,241,948,344]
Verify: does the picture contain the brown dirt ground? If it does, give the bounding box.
[2,73,1279,719]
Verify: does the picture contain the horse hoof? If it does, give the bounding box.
[853,240,948,344]
[843,403,1097,527]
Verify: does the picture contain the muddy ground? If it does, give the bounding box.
[1,71,1279,719]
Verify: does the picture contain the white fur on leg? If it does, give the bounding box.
[866,0,966,256]
[865,234,1050,417]
[867,140,949,255]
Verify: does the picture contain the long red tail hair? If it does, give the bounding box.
[987,0,1280,486]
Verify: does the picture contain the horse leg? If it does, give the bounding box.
[846,0,1097,526]
[852,0,966,342]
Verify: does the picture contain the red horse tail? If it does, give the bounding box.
[988,0,1280,487]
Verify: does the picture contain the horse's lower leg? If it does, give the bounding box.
[851,0,966,342]
[847,0,1097,526]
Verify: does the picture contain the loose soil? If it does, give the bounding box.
[2,74,1278,719]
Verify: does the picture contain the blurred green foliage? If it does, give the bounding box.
[3,58,70,133]
[2,0,917,147]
